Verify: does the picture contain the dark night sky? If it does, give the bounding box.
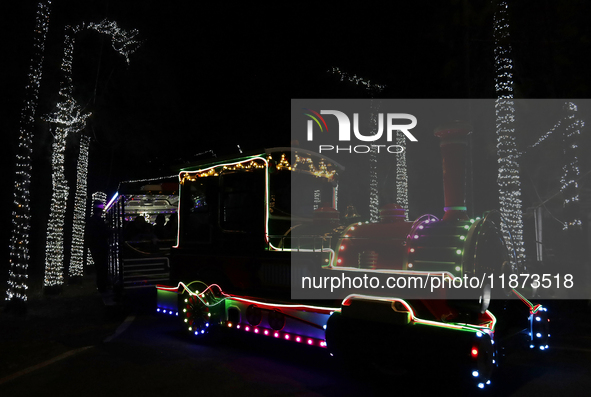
[1,0,591,286]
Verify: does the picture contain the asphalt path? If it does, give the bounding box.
[2,284,591,396]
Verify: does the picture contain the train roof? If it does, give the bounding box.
[179,147,345,175]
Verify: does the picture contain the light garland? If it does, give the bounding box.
[329,68,386,221]
[44,20,141,288]
[43,24,90,288]
[86,191,107,267]
[329,67,386,93]
[87,20,141,64]
[560,102,583,230]
[6,1,52,303]
[92,191,107,206]
[69,135,91,278]
[395,131,409,220]
[493,0,525,266]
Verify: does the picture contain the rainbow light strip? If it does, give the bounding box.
[342,294,496,334]
[157,283,496,337]
[302,108,329,132]
[512,289,542,314]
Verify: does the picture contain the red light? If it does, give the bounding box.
[471,347,478,358]
[409,248,415,253]
[307,339,313,345]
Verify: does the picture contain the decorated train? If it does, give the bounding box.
[153,124,549,389]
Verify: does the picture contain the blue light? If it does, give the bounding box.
[536,316,541,322]
[478,383,484,389]
[540,346,545,350]
[545,345,549,349]
[169,311,173,315]
[201,330,205,334]
[486,380,491,385]
[157,308,161,312]
[205,323,209,327]
[476,331,482,338]
[536,333,542,338]
[530,345,534,349]
[472,371,479,377]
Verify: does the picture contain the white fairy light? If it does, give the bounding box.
[494,0,525,266]
[44,20,140,288]
[6,1,52,303]
[329,67,386,93]
[395,131,409,220]
[69,135,91,278]
[560,102,583,230]
[87,19,141,64]
[330,68,386,222]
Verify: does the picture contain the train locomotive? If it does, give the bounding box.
[153,123,549,389]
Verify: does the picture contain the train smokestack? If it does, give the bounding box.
[434,122,472,221]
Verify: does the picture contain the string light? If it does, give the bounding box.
[69,135,91,278]
[395,131,409,220]
[6,1,52,303]
[329,68,386,221]
[560,102,582,230]
[493,0,525,266]
[85,191,107,268]
[44,20,141,287]
[329,67,386,93]
[87,20,141,64]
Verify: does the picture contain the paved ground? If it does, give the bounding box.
[2,276,591,396]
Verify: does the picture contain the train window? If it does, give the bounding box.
[220,171,264,232]
[182,180,216,243]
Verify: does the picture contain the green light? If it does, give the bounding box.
[464,225,470,230]
[456,249,462,255]
[470,219,475,223]
[460,236,465,240]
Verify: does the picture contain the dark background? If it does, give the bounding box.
[1,1,590,291]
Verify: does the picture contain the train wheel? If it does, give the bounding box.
[468,331,497,390]
[178,284,222,341]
